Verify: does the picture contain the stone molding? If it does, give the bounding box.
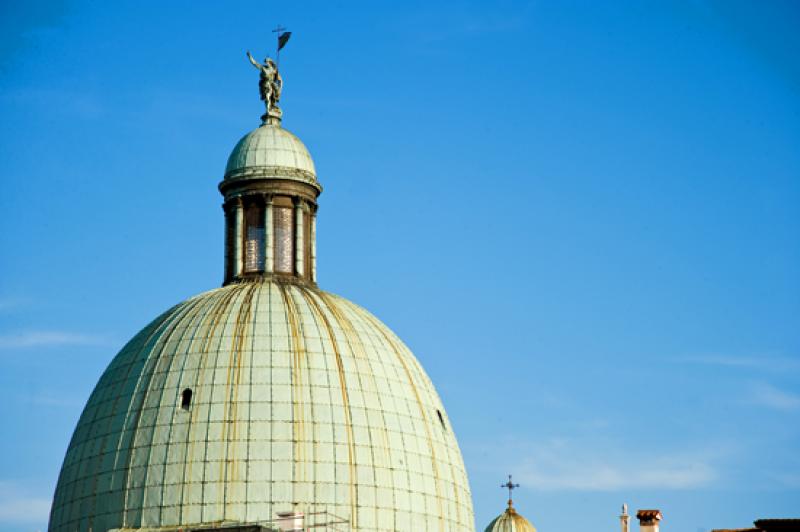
[222,165,321,192]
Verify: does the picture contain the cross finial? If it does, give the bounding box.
[501,474,520,509]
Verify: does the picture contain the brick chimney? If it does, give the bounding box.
[637,509,663,532]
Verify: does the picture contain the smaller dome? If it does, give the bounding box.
[223,123,318,189]
[485,503,537,532]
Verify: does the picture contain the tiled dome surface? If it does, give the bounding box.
[224,124,316,181]
[49,280,473,531]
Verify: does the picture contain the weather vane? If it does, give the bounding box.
[501,474,520,507]
[272,25,291,67]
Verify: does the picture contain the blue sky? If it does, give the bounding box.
[1,1,798,531]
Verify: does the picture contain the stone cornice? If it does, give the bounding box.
[222,165,321,192]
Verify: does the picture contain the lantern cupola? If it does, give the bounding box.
[219,56,321,285]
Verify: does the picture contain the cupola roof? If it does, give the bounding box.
[485,502,538,532]
[223,123,319,190]
[488,476,537,532]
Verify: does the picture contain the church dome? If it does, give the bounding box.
[485,503,537,532]
[50,45,473,532]
[48,280,474,531]
[224,123,319,190]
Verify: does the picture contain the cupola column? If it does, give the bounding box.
[223,203,231,282]
[233,197,244,278]
[294,200,305,277]
[263,194,274,274]
[310,209,317,283]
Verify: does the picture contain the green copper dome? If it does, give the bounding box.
[49,280,473,531]
[224,124,319,190]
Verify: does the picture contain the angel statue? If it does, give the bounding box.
[247,51,283,122]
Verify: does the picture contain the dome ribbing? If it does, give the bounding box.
[49,280,473,531]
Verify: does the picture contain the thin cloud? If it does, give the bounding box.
[518,454,715,491]
[0,330,112,350]
[749,382,800,411]
[470,437,719,491]
[675,354,800,372]
[0,481,50,525]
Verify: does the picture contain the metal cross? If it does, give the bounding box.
[501,474,520,502]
